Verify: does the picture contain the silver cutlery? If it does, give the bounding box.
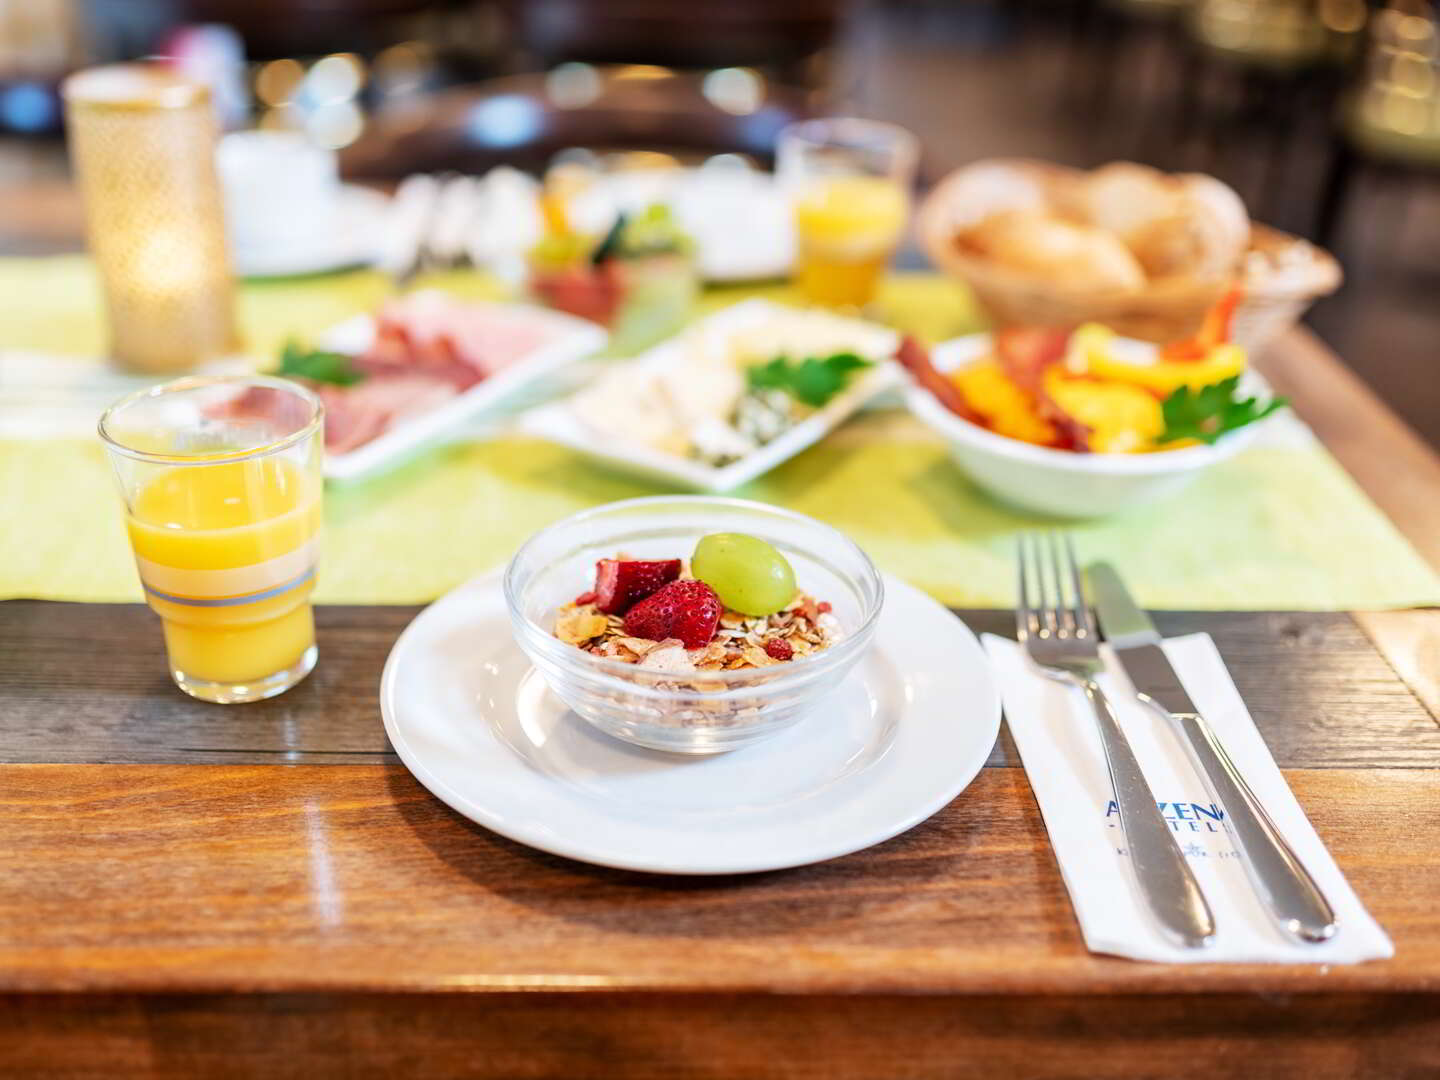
[375,172,442,287]
[1087,562,1339,944]
[425,173,484,269]
[1016,533,1216,949]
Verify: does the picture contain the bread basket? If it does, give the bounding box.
[917,158,1340,354]
[1233,224,1343,355]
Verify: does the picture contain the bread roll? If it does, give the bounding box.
[961,209,1147,292]
[919,160,1052,232]
[1081,162,1180,242]
[1123,176,1246,280]
[1080,163,1248,280]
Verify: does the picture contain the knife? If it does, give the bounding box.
[1087,562,1339,944]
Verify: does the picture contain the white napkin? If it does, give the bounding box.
[984,632,1393,964]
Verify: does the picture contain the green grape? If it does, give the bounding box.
[691,533,797,616]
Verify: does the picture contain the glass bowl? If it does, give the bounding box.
[504,496,884,754]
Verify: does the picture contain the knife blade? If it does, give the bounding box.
[1086,561,1339,944]
[1086,564,1195,716]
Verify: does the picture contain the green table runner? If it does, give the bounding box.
[2,258,1436,610]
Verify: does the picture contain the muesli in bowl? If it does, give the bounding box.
[555,547,843,676]
[504,497,883,754]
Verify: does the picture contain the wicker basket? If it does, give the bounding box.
[1233,224,1343,355]
[916,159,1341,353]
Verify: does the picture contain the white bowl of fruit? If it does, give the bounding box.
[898,308,1285,518]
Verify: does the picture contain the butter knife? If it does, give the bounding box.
[1087,562,1339,944]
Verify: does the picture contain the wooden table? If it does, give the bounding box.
[2,332,1439,1078]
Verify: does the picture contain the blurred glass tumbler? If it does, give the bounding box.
[63,64,238,373]
[778,118,918,310]
[100,376,324,704]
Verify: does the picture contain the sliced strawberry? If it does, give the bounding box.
[574,590,598,606]
[593,558,682,615]
[623,580,721,649]
[764,638,794,661]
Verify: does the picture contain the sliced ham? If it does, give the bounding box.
[995,326,1088,451]
[354,319,480,391]
[319,376,457,454]
[317,383,388,454]
[312,291,572,454]
[993,327,1070,394]
[371,290,564,380]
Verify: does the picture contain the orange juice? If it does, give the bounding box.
[126,457,321,686]
[793,175,908,307]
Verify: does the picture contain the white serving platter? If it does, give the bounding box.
[517,299,901,492]
[316,304,607,482]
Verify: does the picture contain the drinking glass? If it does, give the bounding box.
[100,376,324,703]
[777,118,919,309]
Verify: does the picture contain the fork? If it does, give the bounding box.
[1017,533,1216,950]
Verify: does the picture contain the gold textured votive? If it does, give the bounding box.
[63,64,238,373]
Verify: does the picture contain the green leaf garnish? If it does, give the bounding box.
[590,211,628,266]
[746,352,872,408]
[277,339,366,386]
[593,204,693,263]
[1159,376,1286,445]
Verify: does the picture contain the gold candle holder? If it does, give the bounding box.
[63,64,239,374]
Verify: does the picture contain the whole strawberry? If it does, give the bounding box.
[594,558,682,615]
[624,580,722,649]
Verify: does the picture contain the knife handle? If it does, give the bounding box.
[1082,679,1216,949]
[1171,710,1338,943]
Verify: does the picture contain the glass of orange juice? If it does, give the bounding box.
[778,118,919,309]
[100,375,324,703]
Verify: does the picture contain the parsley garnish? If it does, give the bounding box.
[1159,376,1286,445]
[277,339,366,386]
[747,352,872,408]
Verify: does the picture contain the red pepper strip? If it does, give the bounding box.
[1160,285,1243,363]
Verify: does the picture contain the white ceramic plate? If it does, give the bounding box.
[381,571,1001,874]
[517,300,901,492]
[232,185,390,279]
[314,305,607,481]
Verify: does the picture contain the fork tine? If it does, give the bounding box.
[1062,533,1094,637]
[1045,532,1074,634]
[1015,536,1036,640]
[1033,533,1057,635]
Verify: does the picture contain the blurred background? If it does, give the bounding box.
[1,0,1436,443]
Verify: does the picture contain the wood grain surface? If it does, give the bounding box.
[9,599,1436,1075]
[2,764,1437,996]
[3,760,1439,1076]
[1355,609,1440,722]
[3,990,1438,1080]
[3,602,1438,768]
